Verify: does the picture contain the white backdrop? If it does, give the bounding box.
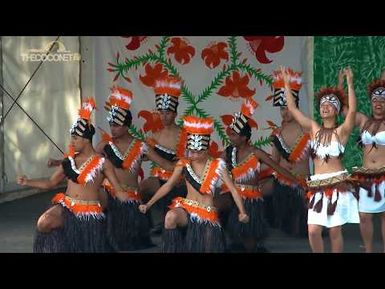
[93,36,313,177]
[1,36,81,189]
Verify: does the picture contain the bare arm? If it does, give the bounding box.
[139,163,183,213]
[337,69,344,90]
[145,146,175,171]
[221,168,249,222]
[254,148,299,185]
[341,105,367,129]
[281,66,317,132]
[102,158,125,199]
[339,68,357,138]
[17,165,66,190]
[339,69,367,128]
[95,140,107,154]
[271,144,281,163]
[47,158,62,168]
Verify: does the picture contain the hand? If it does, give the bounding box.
[16,175,28,186]
[238,213,249,223]
[139,204,149,214]
[344,67,353,84]
[47,158,59,168]
[280,66,290,85]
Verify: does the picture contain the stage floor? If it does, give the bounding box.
[0,191,383,253]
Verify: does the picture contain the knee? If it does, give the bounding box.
[360,213,372,224]
[164,211,178,229]
[329,227,342,240]
[37,214,53,233]
[37,213,61,233]
[308,226,322,239]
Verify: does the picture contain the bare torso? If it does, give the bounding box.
[184,159,215,206]
[232,145,259,186]
[108,138,140,187]
[153,125,181,151]
[311,125,347,175]
[65,154,106,201]
[361,122,385,168]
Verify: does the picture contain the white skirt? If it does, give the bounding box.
[307,171,360,228]
[359,180,385,213]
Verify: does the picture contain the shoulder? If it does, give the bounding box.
[96,140,109,149]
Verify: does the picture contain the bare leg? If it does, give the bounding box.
[329,226,343,253]
[164,208,188,229]
[359,212,373,253]
[37,205,64,233]
[308,224,324,253]
[381,212,385,253]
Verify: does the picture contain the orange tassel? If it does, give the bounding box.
[121,140,143,170]
[151,167,174,180]
[52,193,103,215]
[231,155,259,179]
[200,159,221,194]
[288,133,310,162]
[169,197,219,223]
[176,129,188,158]
[259,167,274,180]
[236,187,262,199]
[77,155,103,184]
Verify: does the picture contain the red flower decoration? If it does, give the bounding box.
[121,36,147,50]
[217,71,255,99]
[208,141,223,159]
[138,110,164,133]
[243,36,284,64]
[266,120,278,129]
[220,115,234,126]
[167,37,195,65]
[139,63,169,87]
[201,42,228,69]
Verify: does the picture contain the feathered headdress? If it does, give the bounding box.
[70,97,97,140]
[105,86,133,126]
[368,79,385,101]
[183,116,213,151]
[316,87,346,114]
[154,75,182,112]
[272,68,302,107]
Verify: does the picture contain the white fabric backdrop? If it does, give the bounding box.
[93,36,313,177]
[1,36,80,187]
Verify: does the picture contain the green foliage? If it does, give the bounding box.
[314,36,385,171]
